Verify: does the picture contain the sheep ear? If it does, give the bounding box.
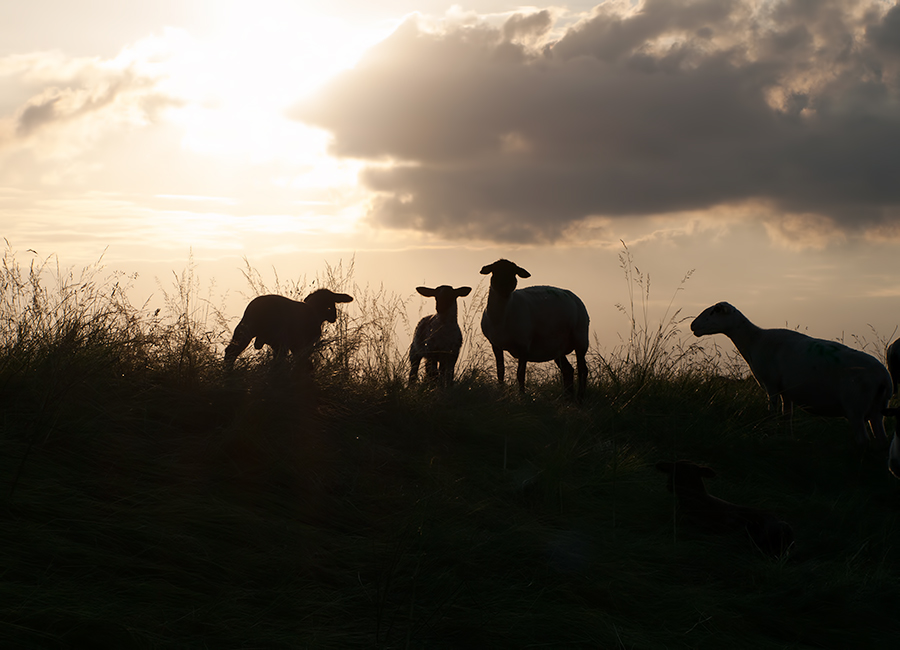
[515,265,531,279]
[655,461,673,474]
[480,264,493,275]
[417,287,436,297]
[335,293,354,303]
[455,286,472,297]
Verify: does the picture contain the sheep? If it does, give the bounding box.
[880,406,900,478]
[480,259,589,400]
[690,302,892,448]
[656,460,794,558]
[887,337,900,394]
[409,285,472,386]
[891,431,900,478]
[883,338,900,478]
[224,289,353,369]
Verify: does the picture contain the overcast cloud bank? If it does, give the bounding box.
[294,0,900,246]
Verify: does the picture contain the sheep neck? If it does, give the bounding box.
[435,304,459,324]
[485,284,513,325]
[721,314,765,361]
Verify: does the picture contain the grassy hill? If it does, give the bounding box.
[1,254,899,648]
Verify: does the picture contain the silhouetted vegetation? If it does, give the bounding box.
[1,247,899,648]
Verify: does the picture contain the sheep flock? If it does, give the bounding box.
[223,259,900,557]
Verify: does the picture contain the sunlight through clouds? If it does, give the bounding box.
[3,1,900,353]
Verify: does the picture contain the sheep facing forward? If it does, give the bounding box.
[691,302,891,448]
[656,460,794,558]
[409,285,472,386]
[480,259,589,400]
[224,289,354,369]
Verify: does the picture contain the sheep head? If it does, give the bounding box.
[480,259,531,296]
[304,288,354,323]
[656,460,716,495]
[690,302,740,337]
[416,285,472,315]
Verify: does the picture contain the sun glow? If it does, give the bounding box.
[161,1,397,165]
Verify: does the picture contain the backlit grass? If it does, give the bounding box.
[1,248,898,648]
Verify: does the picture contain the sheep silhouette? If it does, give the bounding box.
[224,289,353,369]
[409,285,472,386]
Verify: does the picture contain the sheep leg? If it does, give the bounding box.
[424,358,439,382]
[868,414,888,447]
[442,352,459,386]
[785,398,794,437]
[889,433,900,478]
[272,344,288,362]
[290,348,315,375]
[409,350,422,384]
[850,418,872,447]
[516,358,528,393]
[766,393,780,416]
[575,349,588,402]
[492,345,506,384]
[555,355,575,396]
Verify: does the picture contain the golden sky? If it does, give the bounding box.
[2,0,900,352]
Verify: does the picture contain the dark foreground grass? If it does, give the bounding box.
[2,254,900,648]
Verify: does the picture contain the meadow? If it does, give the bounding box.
[1,249,899,649]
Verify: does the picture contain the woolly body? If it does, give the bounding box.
[480,259,589,400]
[224,289,353,367]
[409,285,471,385]
[656,460,794,558]
[691,302,891,447]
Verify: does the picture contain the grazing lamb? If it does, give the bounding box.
[409,285,472,386]
[656,460,794,558]
[480,259,590,400]
[224,289,353,368]
[691,302,891,448]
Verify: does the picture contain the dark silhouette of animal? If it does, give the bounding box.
[884,339,900,477]
[656,460,794,558]
[887,337,900,394]
[691,302,891,448]
[882,408,900,479]
[224,289,353,368]
[409,285,472,386]
[480,259,589,400]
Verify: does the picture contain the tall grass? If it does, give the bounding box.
[1,246,899,648]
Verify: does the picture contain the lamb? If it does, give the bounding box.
[479,259,590,400]
[224,289,353,368]
[690,302,891,448]
[409,285,472,386]
[656,460,794,558]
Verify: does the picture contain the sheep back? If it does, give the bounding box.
[236,295,323,352]
[481,285,589,362]
[691,302,891,422]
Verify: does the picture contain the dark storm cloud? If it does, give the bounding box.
[292,0,900,243]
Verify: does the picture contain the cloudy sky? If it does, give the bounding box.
[3,0,900,353]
